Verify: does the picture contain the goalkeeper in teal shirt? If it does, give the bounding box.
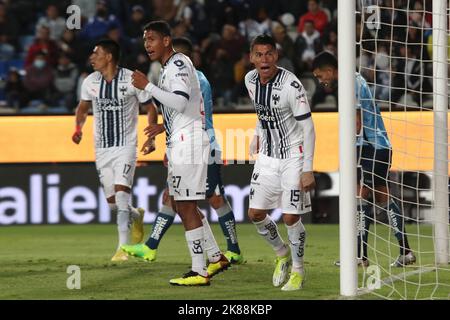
[312,51,415,267]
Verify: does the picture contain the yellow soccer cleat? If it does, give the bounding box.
[169,271,210,286]
[224,251,245,264]
[273,253,291,287]
[281,272,305,291]
[131,208,145,244]
[111,249,128,262]
[121,243,156,262]
[207,254,231,278]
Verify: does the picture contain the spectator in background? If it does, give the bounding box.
[125,5,147,41]
[294,20,322,73]
[25,25,59,68]
[5,68,26,109]
[272,22,295,64]
[36,4,66,41]
[79,0,122,42]
[178,0,209,42]
[59,29,83,67]
[276,44,295,73]
[239,8,265,43]
[53,53,79,111]
[107,25,132,57]
[24,51,55,109]
[232,50,252,105]
[297,0,328,35]
[215,24,246,64]
[210,48,234,108]
[151,0,178,26]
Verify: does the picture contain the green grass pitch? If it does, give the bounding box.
[0,223,448,300]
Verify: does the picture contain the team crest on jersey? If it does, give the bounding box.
[120,86,127,94]
[272,94,280,105]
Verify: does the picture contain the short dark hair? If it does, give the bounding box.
[250,34,276,51]
[172,37,193,58]
[312,51,338,70]
[95,39,121,63]
[143,20,171,37]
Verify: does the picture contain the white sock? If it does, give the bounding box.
[201,217,222,263]
[185,227,208,277]
[286,219,306,274]
[115,191,131,247]
[253,215,288,256]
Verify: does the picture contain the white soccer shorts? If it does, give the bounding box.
[249,153,311,214]
[95,146,137,198]
[166,138,210,201]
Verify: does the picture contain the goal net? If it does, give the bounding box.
[351,0,450,299]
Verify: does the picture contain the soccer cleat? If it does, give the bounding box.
[111,249,128,262]
[281,272,305,291]
[334,258,369,268]
[120,243,156,262]
[207,254,231,278]
[224,251,245,264]
[131,208,145,244]
[169,270,210,286]
[273,254,291,287]
[390,251,416,267]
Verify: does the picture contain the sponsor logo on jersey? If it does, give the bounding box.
[96,98,122,110]
[257,113,276,122]
[174,59,184,67]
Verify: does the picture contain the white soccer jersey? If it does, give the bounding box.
[154,52,205,145]
[245,67,311,159]
[81,67,152,149]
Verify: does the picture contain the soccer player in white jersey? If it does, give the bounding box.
[245,35,316,291]
[130,21,212,286]
[72,39,157,262]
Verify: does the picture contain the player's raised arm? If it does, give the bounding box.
[72,100,91,144]
[288,78,316,191]
[132,69,190,113]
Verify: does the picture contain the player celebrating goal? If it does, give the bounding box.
[122,37,243,273]
[245,34,316,291]
[72,39,157,261]
[312,51,416,268]
[128,21,213,286]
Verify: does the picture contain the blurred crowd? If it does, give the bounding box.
[0,0,437,114]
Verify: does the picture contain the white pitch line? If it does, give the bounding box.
[356,267,436,297]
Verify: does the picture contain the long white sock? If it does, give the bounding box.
[185,227,208,277]
[201,217,222,263]
[115,191,131,247]
[253,215,288,256]
[286,219,306,274]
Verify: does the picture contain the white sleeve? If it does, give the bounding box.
[288,77,315,172]
[144,59,191,113]
[80,77,92,101]
[135,88,153,105]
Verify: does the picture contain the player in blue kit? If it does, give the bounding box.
[312,51,416,267]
